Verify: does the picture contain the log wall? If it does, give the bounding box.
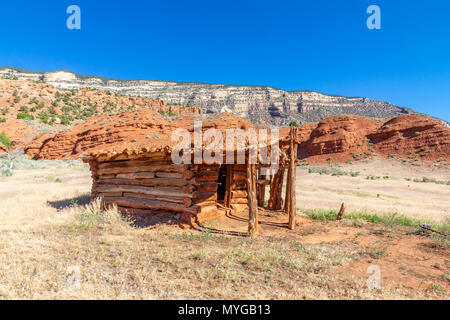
[87,158,263,223]
[90,159,201,221]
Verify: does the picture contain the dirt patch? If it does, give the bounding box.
[198,209,449,297]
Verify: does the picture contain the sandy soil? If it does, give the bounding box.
[0,159,448,299]
[295,158,450,223]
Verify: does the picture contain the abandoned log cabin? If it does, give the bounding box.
[82,113,299,233]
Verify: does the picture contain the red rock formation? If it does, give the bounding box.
[0,119,39,150]
[25,110,255,160]
[290,114,449,164]
[25,112,450,164]
[369,114,450,162]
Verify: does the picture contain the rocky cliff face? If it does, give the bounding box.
[0,67,414,126]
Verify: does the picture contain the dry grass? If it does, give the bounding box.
[297,158,450,223]
[0,161,448,299]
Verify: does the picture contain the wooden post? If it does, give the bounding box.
[268,170,279,209]
[284,159,291,214]
[288,128,297,229]
[275,170,284,210]
[247,163,258,236]
[336,203,346,220]
[258,171,267,207]
[224,164,233,208]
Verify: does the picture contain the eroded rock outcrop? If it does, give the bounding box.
[369,114,450,162]
[1,67,415,126]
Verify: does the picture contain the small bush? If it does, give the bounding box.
[0,132,12,149]
[307,166,359,177]
[16,112,34,120]
[304,208,449,233]
[66,198,127,233]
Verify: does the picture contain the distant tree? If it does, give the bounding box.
[289,120,299,127]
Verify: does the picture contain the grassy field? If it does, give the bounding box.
[0,159,448,299]
[296,158,450,223]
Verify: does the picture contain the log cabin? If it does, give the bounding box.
[82,113,299,234]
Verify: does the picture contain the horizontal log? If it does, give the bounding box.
[123,192,192,207]
[192,192,217,204]
[194,164,220,171]
[183,185,196,194]
[98,178,188,187]
[98,192,123,197]
[97,151,170,163]
[103,197,199,215]
[156,172,183,179]
[182,170,195,180]
[195,170,219,182]
[96,184,192,198]
[116,172,156,179]
[232,164,247,171]
[232,180,246,190]
[232,171,247,181]
[99,174,116,179]
[196,182,218,193]
[98,159,173,169]
[98,164,186,175]
[231,190,248,198]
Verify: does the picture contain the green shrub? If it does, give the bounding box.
[289,120,299,127]
[0,132,12,150]
[58,114,74,125]
[304,208,449,233]
[0,117,6,123]
[306,166,359,177]
[16,112,34,120]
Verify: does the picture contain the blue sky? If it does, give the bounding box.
[0,0,449,121]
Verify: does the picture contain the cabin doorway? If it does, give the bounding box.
[217,164,227,202]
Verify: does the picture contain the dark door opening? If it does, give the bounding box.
[217,164,227,202]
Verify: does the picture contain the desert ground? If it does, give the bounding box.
[0,157,448,299]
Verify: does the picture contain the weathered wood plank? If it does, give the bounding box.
[115,172,156,179]
[103,197,199,215]
[98,164,186,175]
[96,184,193,198]
[247,163,258,237]
[288,128,297,230]
[98,178,188,187]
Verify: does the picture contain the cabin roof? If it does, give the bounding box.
[83,111,262,162]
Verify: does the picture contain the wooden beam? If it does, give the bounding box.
[275,170,284,210]
[224,164,233,208]
[247,163,258,237]
[288,128,297,230]
[336,203,346,220]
